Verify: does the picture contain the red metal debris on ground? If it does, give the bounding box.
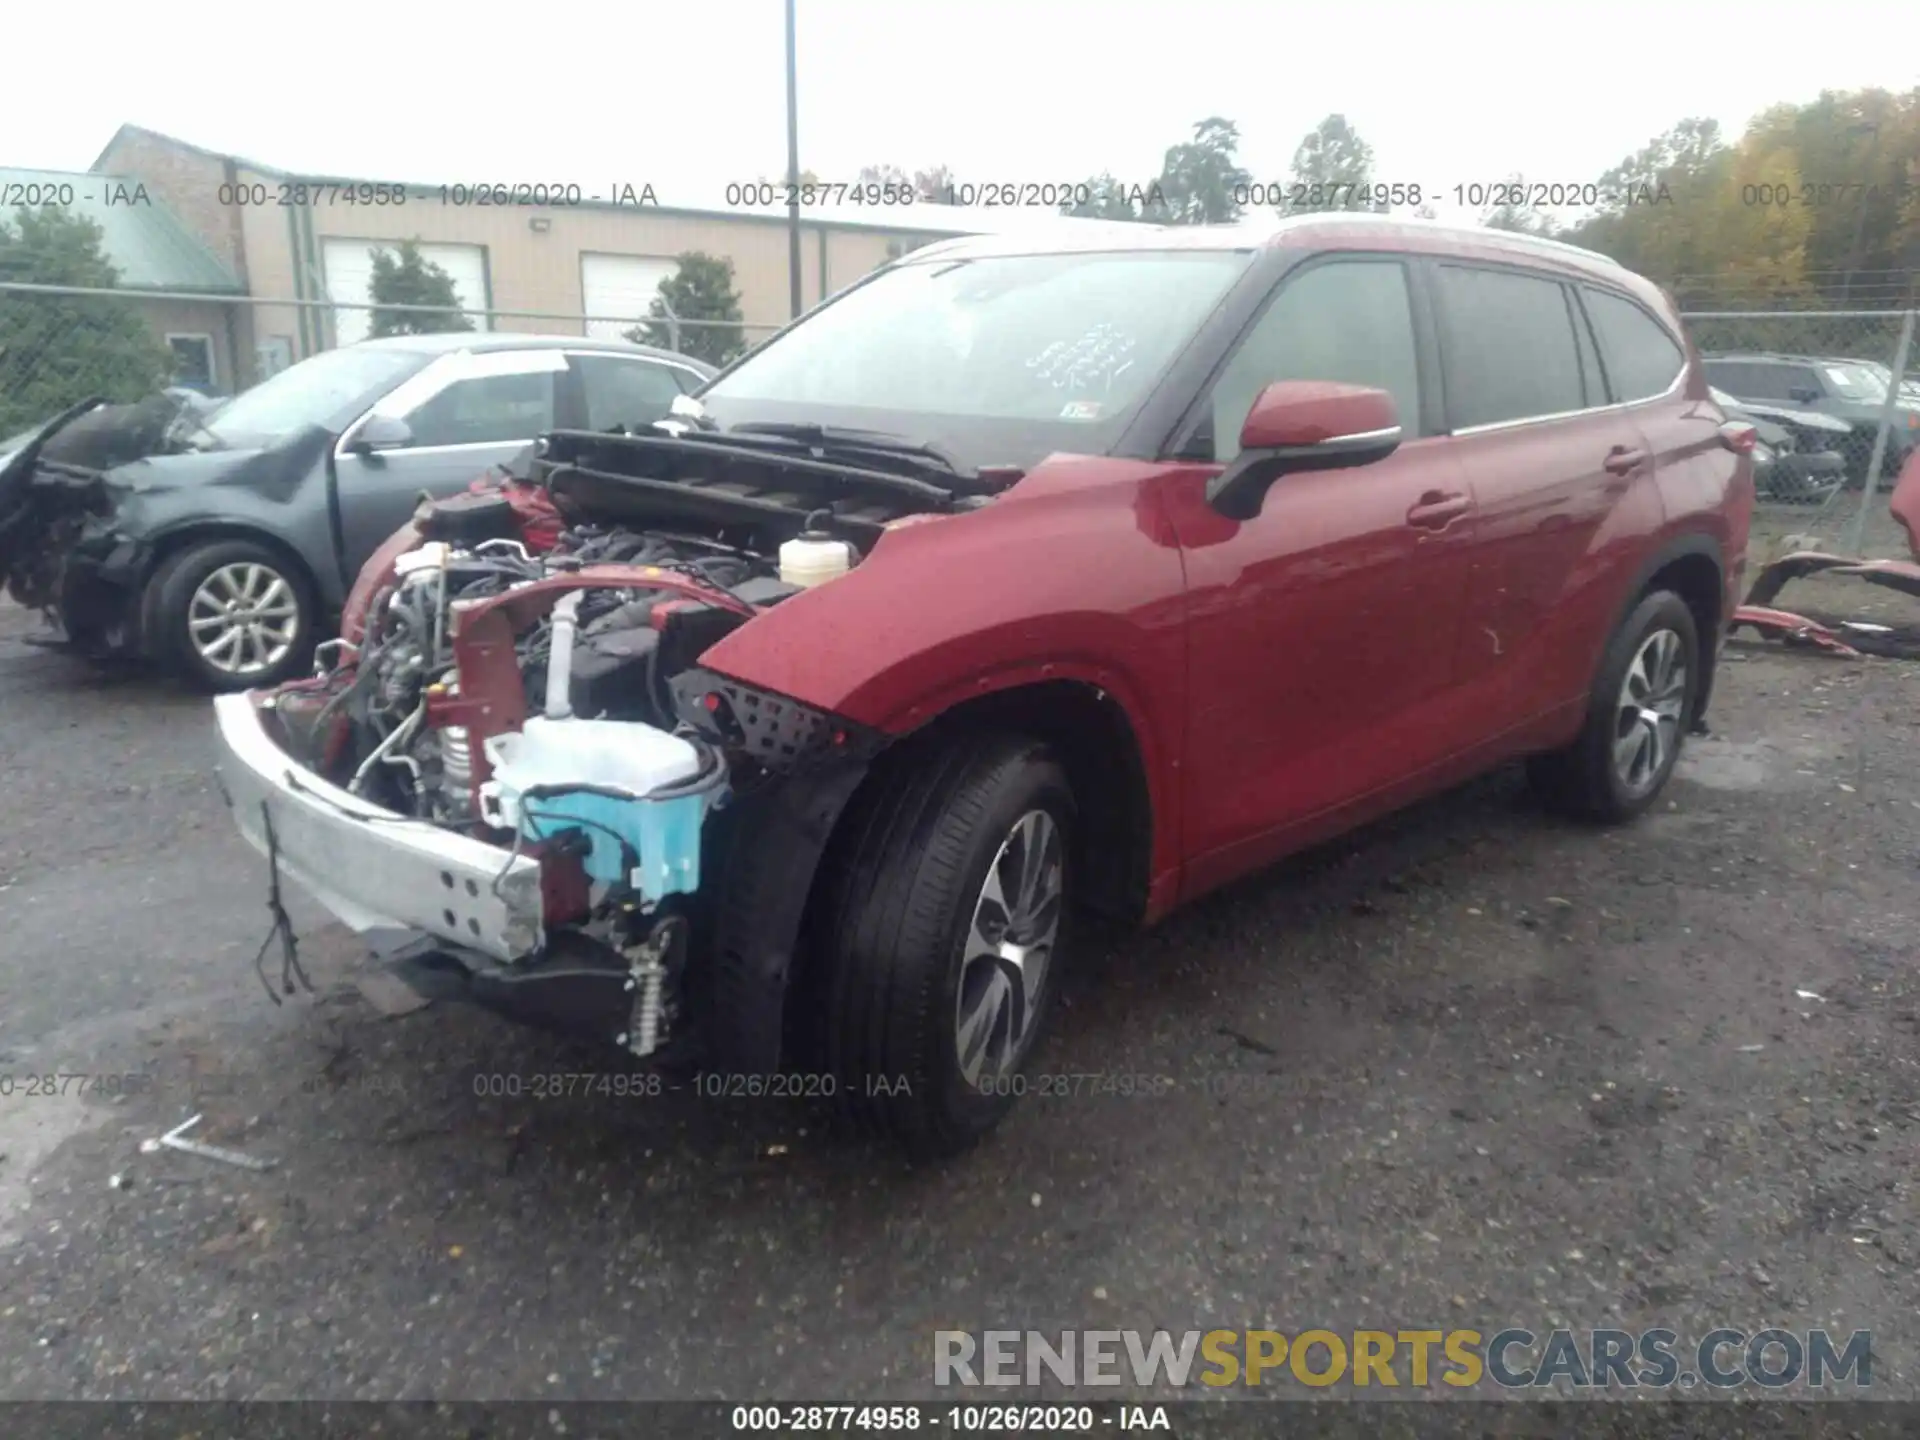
[1745,552,1920,609]
[1729,605,1864,658]
[1728,449,1920,658]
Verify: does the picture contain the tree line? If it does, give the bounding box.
[4,88,1914,431]
[861,87,1919,308]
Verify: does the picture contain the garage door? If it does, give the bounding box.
[581,254,680,340]
[322,239,491,347]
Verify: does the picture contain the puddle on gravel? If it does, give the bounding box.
[0,1091,111,1248]
[1677,736,1846,793]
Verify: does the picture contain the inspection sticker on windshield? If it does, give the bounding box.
[1059,400,1105,421]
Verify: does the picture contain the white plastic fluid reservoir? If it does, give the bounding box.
[779,527,854,588]
[483,717,704,804]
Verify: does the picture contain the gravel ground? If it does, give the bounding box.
[2,551,1918,1403]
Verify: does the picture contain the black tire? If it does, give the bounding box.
[815,733,1075,1160]
[149,538,315,692]
[1527,588,1700,823]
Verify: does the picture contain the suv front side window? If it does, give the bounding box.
[1205,258,1422,463]
[1779,367,1826,403]
[1704,362,1789,402]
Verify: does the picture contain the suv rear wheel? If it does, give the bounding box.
[1528,588,1699,822]
[816,734,1074,1159]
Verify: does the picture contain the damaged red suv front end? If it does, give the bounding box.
[213,427,982,1072]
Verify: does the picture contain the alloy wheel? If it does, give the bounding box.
[1612,627,1687,798]
[186,561,300,678]
[954,808,1064,1089]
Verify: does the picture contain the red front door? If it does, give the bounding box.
[1155,254,1478,901]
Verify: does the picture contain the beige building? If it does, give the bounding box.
[0,159,251,396]
[89,125,1088,389]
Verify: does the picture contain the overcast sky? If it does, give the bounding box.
[11,0,1916,221]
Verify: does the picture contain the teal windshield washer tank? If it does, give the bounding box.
[478,718,722,904]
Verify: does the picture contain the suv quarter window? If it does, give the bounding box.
[1580,287,1684,403]
[1200,256,1422,464]
[1434,263,1586,429]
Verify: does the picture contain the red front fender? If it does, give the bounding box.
[696,459,1192,910]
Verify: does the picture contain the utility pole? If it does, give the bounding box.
[785,0,803,319]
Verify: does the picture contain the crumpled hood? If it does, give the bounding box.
[0,397,106,495]
[103,445,272,496]
[99,424,334,507]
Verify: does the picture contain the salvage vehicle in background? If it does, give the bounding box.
[0,335,713,690]
[213,214,1751,1158]
[1707,386,1848,505]
[1702,352,1920,487]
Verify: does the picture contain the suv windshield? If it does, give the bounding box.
[202,346,434,448]
[698,249,1252,470]
[1822,363,1886,402]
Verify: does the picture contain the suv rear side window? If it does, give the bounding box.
[1582,289,1684,402]
[404,372,555,448]
[1435,265,1584,428]
[1207,258,1421,463]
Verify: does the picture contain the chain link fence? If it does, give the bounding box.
[1680,308,1919,562]
[0,280,782,437]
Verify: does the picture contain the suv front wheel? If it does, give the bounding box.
[816,734,1074,1159]
[1528,588,1700,822]
[149,538,315,692]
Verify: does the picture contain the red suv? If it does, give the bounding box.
[212,214,1753,1157]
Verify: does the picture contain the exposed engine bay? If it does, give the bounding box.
[270,516,792,821]
[232,424,1005,1064]
[261,422,996,818]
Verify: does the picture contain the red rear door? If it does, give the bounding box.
[1430,263,1665,726]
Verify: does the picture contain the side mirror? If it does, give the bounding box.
[345,413,414,455]
[1206,381,1402,521]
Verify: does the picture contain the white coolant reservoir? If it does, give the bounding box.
[393,541,451,577]
[779,526,855,588]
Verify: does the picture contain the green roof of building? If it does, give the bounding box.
[0,167,242,293]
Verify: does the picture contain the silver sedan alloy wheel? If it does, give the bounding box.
[954,808,1064,1090]
[187,561,300,677]
[1613,627,1687,798]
